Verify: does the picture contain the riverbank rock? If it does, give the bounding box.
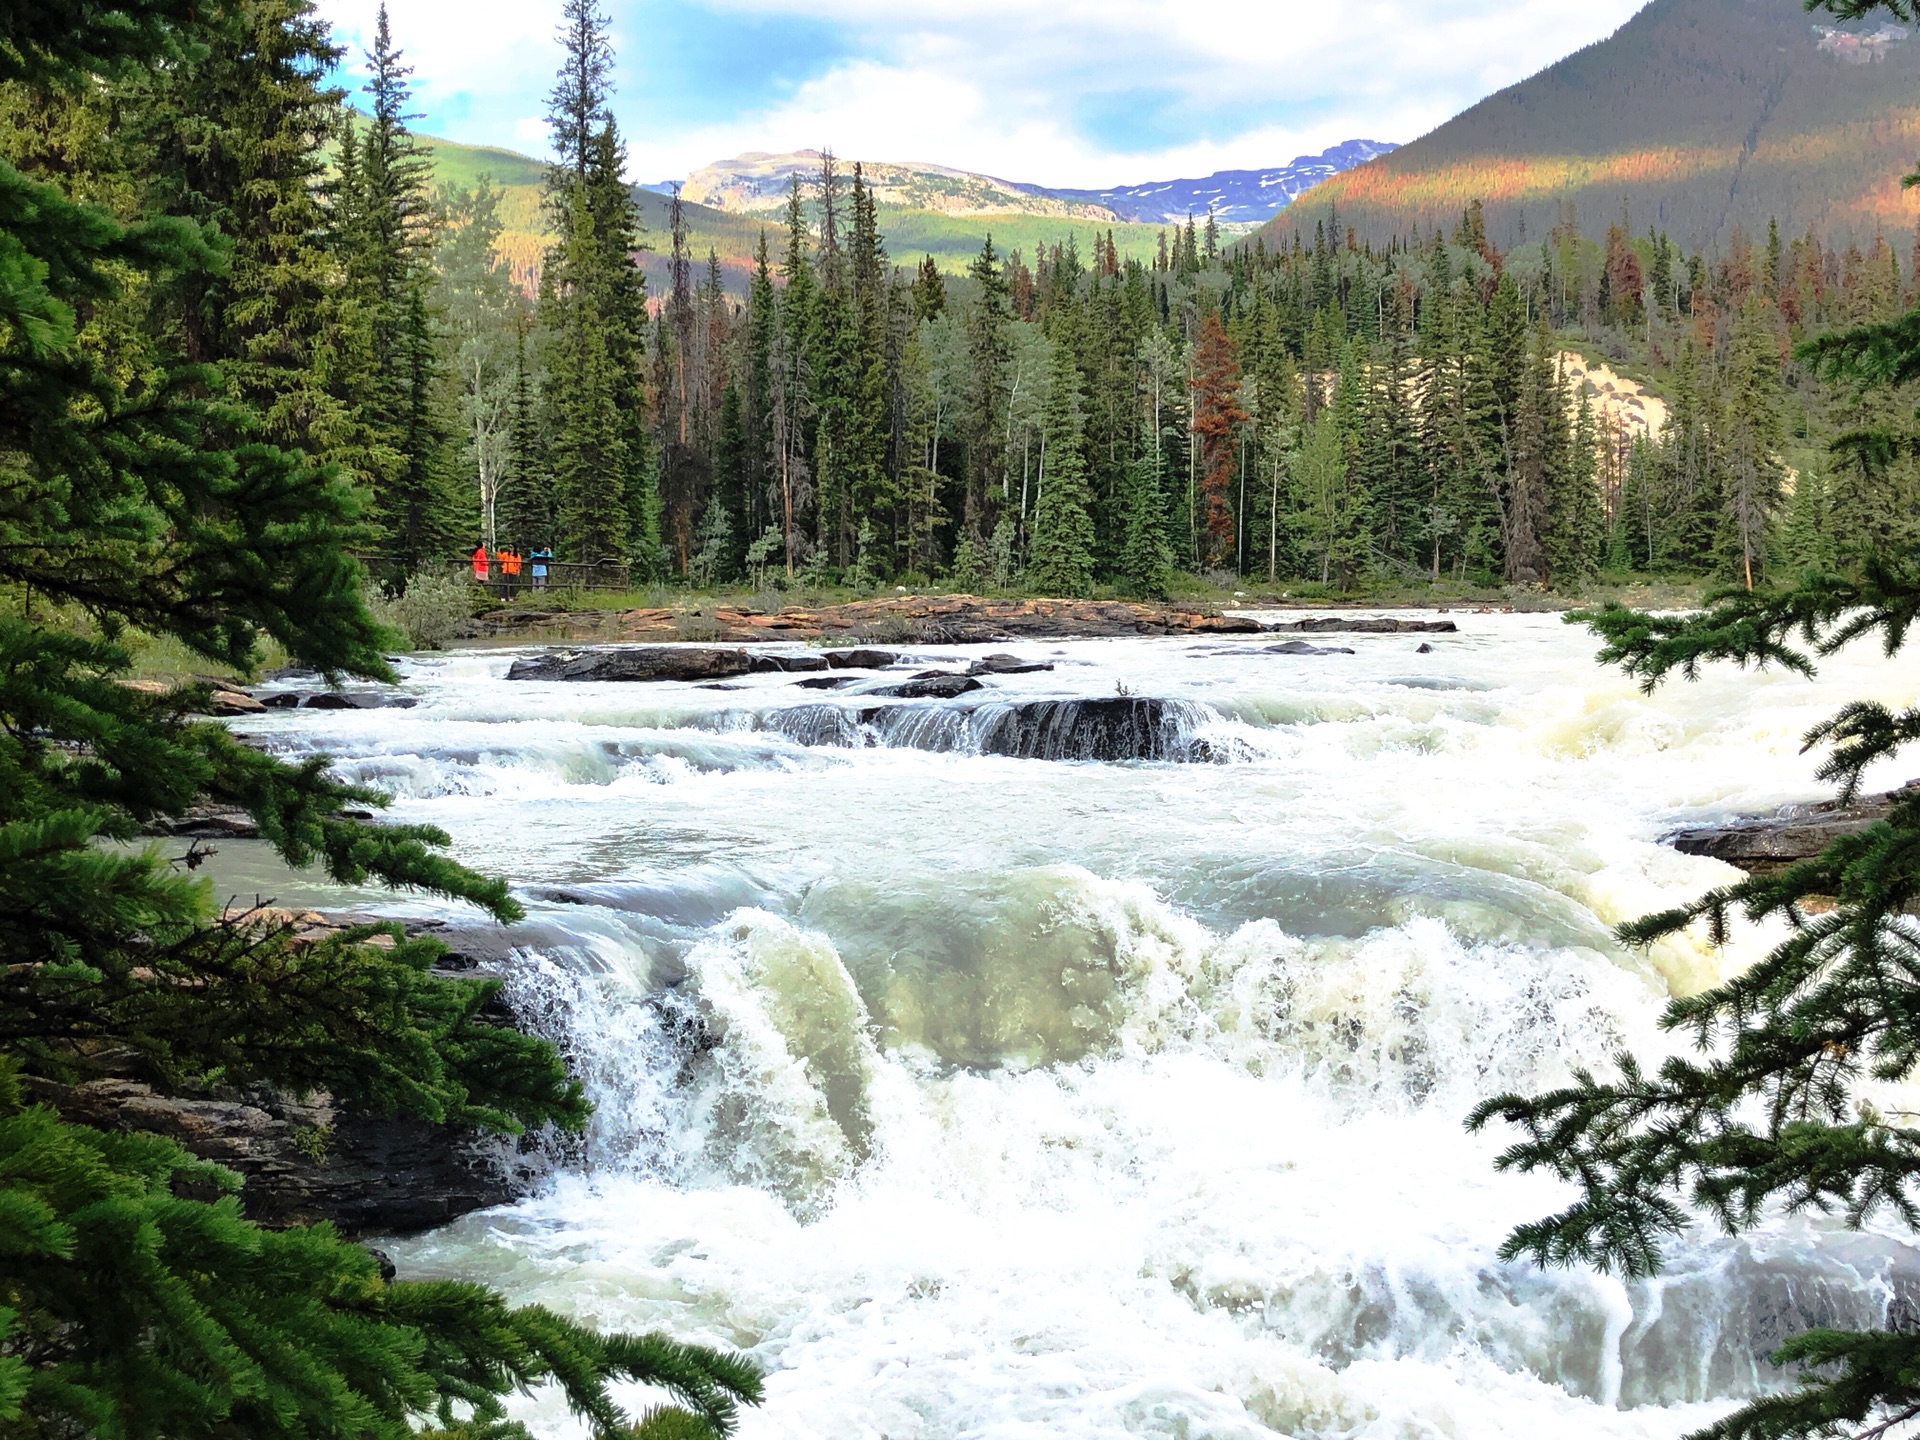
[145,803,260,839]
[39,1074,523,1234]
[36,909,542,1235]
[473,594,1270,645]
[118,678,268,714]
[1667,780,1918,874]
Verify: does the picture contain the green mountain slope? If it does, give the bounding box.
[401,125,1168,291]
[1259,0,1920,248]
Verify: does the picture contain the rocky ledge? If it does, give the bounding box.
[474,593,1284,645]
[1666,780,1918,875]
[37,912,541,1236]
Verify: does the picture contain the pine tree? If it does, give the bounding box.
[911,253,946,323]
[962,233,1013,546]
[545,187,626,564]
[1116,409,1174,598]
[534,0,651,574]
[1026,348,1097,596]
[337,3,458,568]
[773,177,818,575]
[139,0,347,456]
[1543,388,1603,590]
[498,316,551,553]
[1718,299,1787,589]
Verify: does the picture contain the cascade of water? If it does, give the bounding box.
[221,619,1920,1439]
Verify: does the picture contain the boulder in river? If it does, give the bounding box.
[302,692,419,709]
[1268,617,1458,634]
[969,697,1204,762]
[825,648,901,669]
[871,672,984,699]
[747,652,830,673]
[507,646,754,683]
[1269,640,1355,656]
[967,653,1056,675]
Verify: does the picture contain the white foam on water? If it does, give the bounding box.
[229,615,1920,1438]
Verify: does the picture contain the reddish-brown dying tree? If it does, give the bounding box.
[1191,312,1249,569]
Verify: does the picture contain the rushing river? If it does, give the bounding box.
[213,611,1920,1439]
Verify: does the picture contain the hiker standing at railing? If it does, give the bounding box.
[531,549,551,591]
[471,543,489,583]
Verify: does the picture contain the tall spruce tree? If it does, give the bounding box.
[535,0,652,573]
[138,0,347,457]
[1026,347,1097,596]
[336,4,458,570]
[1116,408,1174,598]
[962,234,1013,549]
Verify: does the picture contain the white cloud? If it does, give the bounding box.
[317,0,1652,186]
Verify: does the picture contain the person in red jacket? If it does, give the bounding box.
[471,543,489,582]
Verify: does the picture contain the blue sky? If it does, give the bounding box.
[317,0,1649,189]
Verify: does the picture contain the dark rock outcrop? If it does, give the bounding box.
[1667,781,1918,875]
[146,803,260,839]
[507,646,755,683]
[871,672,984,699]
[42,1075,522,1234]
[968,653,1056,675]
[302,692,419,709]
[748,652,829,673]
[37,911,543,1236]
[969,697,1202,762]
[824,648,901,669]
[1270,640,1355,655]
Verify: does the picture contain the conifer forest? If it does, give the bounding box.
[10,0,1908,607]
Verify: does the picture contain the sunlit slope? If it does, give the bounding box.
[1258,0,1920,248]
[401,126,1170,290]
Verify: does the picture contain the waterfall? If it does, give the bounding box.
[220,619,1920,1440]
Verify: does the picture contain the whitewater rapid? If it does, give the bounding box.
[213,613,1920,1438]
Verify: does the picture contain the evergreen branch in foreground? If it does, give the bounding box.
[1476,552,1920,1440]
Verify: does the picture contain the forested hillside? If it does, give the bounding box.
[17,0,1906,607]
[1262,0,1920,250]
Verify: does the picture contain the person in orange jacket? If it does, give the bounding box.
[500,547,521,598]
